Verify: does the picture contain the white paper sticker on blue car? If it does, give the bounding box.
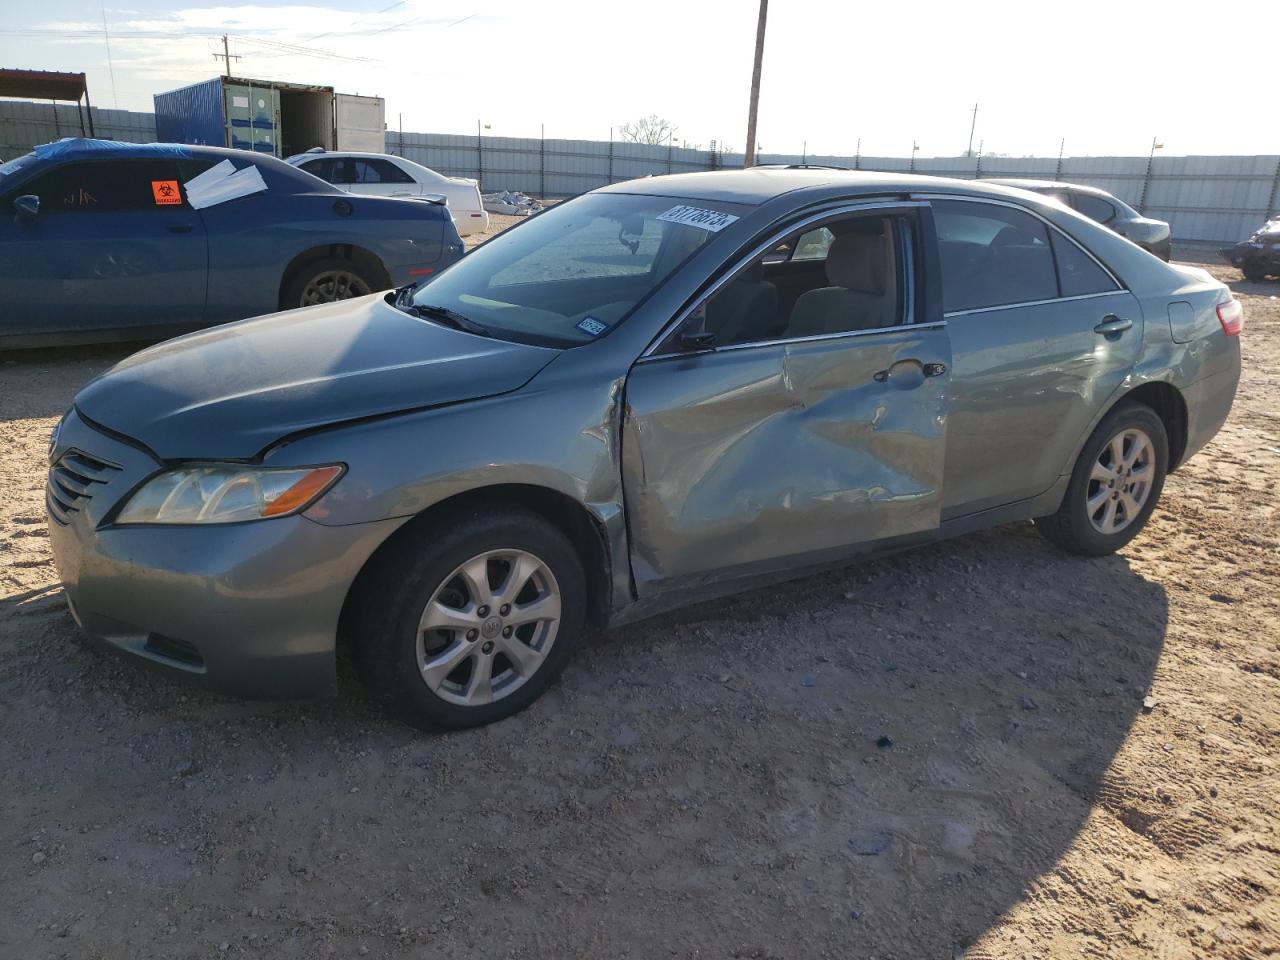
[657,204,740,233]
[577,316,608,337]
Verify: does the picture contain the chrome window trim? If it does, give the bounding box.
[638,319,948,364]
[913,191,1128,295]
[942,289,1128,319]
[640,199,928,359]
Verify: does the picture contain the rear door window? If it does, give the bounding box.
[352,159,414,184]
[1050,230,1119,297]
[932,201,1058,312]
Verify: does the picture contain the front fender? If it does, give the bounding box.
[263,366,635,615]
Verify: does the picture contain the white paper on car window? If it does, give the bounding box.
[656,204,739,232]
[183,159,235,194]
[184,161,268,210]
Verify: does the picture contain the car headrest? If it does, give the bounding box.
[825,229,887,294]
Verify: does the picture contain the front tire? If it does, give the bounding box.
[346,505,586,731]
[1034,401,1168,556]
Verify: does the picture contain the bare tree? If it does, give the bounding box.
[619,115,677,145]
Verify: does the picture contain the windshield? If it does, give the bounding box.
[0,153,34,181]
[408,192,750,346]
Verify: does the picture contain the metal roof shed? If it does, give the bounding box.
[0,68,95,137]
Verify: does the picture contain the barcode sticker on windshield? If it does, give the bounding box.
[657,204,740,233]
[577,316,608,337]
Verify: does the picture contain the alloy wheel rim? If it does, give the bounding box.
[1087,428,1155,535]
[300,270,370,306]
[415,549,561,707]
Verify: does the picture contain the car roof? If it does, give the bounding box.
[983,177,1111,198]
[595,167,1073,207]
[29,137,294,167]
[286,151,409,162]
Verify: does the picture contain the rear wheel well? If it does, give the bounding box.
[1121,382,1188,470]
[278,244,390,309]
[339,485,614,657]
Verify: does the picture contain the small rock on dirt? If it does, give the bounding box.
[848,832,893,856]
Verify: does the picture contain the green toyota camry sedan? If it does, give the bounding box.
[47,169,1241,730]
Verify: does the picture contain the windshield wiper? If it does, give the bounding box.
[402,302,493,338]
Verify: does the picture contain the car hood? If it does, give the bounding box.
[74,294,560,460]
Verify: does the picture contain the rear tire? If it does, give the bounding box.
[1034,401,1168,557]
[346,504,587,731]
[1241,261,1268,283]
[281,257,379,310]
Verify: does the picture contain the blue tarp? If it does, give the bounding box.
[33,138,192,160]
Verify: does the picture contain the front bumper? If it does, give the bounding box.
[46,409,406,699]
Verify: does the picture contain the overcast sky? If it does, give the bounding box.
[2,0,1276,158]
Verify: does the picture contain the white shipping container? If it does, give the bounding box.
[335,94,385,153]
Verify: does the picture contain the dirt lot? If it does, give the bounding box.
[1,246,1277,959]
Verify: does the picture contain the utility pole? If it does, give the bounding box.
[213,35,240,77]
[743,0,768,168]
[1054,137,1065,181]
[1139,135,1163,214]
[966,102,978,157]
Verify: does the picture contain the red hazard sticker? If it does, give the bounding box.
[151,180,182,205]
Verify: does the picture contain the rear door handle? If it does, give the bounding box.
[1093,315,1132,335]
[168,223,194,234]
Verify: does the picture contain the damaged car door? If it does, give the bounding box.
[622,203,951,594]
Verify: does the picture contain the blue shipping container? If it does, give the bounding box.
[154,77,225,147]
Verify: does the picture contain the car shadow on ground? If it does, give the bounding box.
[2,520,1168,957]
[0,342,146,421]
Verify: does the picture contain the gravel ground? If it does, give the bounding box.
[1,252,1277,959]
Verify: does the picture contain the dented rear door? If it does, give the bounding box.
[621,322,951,594]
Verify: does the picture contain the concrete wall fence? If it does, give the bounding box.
[4,100,1279,245]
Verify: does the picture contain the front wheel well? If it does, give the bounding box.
[1119,381,1188,471]
[278,244,391,309]
[338,485,614,659]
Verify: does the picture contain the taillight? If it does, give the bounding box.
[1216,299,1243,336]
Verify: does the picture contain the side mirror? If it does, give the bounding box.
[13,194,39,221]
[679,330,716,351]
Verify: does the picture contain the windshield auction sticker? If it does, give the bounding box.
[657,204,740,232]
[576,316,608,337]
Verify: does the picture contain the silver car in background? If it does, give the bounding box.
[47,169,1240,730]
[986,178,1172,261]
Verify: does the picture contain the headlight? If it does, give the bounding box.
[116,464,343,525]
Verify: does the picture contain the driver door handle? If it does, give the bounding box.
[1093,315,1132,335]
[873,360,947,383]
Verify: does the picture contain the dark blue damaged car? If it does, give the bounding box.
[0,138,464,347]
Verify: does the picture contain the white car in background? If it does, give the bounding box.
[286,150,490,237]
